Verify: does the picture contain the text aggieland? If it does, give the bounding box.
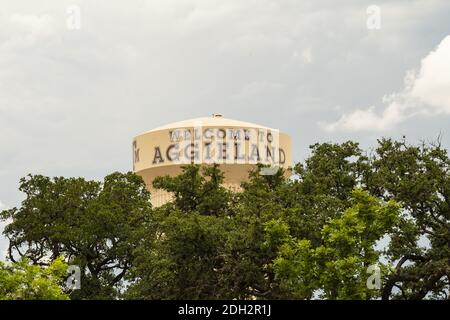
[135,127,286,166]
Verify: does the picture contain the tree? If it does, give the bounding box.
[273,189,399,299]
[275,139,449,299]
[216,165,295,299]
[0,257,69,300]
[126,209,231,299]
[289,141,369,246]
[0,172,151,299]
[152,164,232,216]
[2,139,448,300]
[126,164,234,299]
[365,138,450,299]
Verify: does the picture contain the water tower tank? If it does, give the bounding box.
[133,115,292,206]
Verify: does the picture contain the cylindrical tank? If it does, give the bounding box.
[133,115,293,206]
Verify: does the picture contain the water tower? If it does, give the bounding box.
[133,115,292,206]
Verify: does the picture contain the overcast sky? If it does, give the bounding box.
[1,0,449,259]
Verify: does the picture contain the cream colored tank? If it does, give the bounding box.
[133,114,293,206]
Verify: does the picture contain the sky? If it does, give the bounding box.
[1,0,450,259]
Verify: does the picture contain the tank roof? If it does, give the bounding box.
[137,115,277,136]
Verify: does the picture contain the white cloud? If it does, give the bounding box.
[321,105,403,132]
[322,35,450,132]
[410,36,450,113]
[10,13,54,31]
[1,13,56,51]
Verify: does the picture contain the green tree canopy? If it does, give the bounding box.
[273,189,400,299]
[0,172,151,299]
[0,257,69,300]
[366,139,450,299]
[1,139,449,300]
